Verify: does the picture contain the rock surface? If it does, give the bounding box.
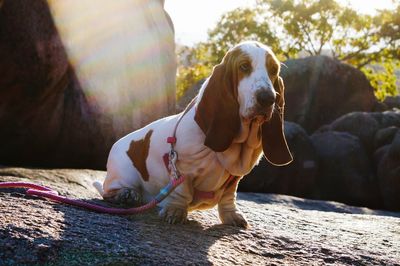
[320,111,400,153]
[315,110,400,210]
[321,112,380,153]
[0,0,176,169]
[384,96,400,109]
[310,131,380,208]
[376,131,400,211]
[1,168,399,265]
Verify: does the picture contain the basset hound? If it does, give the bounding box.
[94,41,292,227]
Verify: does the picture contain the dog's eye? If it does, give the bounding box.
[239,63,251,73]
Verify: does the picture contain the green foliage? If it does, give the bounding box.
[176,63,210,100]
[176,43,213,99]
[362,61,400,101]
[176,0,400,100]
[262,0,344,57]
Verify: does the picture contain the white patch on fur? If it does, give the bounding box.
[93,181,104,196]
[235,41,276,119]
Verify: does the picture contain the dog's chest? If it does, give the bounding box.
[178,145,240,191]
[178,148,225,184]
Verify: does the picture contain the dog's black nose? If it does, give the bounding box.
[256,89,275,107]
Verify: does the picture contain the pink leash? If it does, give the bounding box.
[0,177,185,215]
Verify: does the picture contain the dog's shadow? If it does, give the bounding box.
[49,197,243,265]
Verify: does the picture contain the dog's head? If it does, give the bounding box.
[195,41,292,166]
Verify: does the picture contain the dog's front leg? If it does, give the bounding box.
[158,179,192,224]
[218,177,248,228]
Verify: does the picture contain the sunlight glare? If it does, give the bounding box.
[48,0,176,132]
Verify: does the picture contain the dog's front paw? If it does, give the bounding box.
[103,187,142,207]
[159,205,188,224]
[219,210,249,228]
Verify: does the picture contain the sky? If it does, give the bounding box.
[165,0,397,46]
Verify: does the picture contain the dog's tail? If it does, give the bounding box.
[93,181,104,197]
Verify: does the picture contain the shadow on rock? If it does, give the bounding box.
[50,201,240,265]
[0,171,241,265]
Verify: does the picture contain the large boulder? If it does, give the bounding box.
[376,131,400,211]
[312,111,400,210]
[383,95,400,109]
[370,110,400,129]
[318,111,400,153]
[318,112,381,153]
[281,56,378,133]
[0,0,176,169]
[310,131,381,208]
[1,168,399,265]
[374,126,399,151]
[239,122,318,198]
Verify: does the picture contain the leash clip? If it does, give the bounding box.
[168,149,180,180]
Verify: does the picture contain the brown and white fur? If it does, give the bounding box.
[94,41,292,228]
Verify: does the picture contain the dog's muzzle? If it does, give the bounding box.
[255,89,275,108]
[250,89,275,123]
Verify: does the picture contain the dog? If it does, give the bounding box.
[94,41,292,228]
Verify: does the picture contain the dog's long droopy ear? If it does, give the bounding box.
[194,60,241,152]
[262,76,293,166]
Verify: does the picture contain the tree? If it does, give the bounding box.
[207,7,281,64]
[177,0,399,101]
[258,0,400,100]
